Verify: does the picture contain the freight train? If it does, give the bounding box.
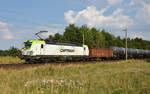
[21,39,150,63]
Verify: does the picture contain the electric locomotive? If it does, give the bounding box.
[21,40,89,62]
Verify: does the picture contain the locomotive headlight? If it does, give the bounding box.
[27,51,33,55]
[30,51,33,55]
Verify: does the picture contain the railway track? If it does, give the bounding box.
[0,63,44,70]
[0,59,149,70]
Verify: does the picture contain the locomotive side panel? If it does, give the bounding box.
[43,44,89,56]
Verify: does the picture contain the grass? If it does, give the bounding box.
[0,56,24,64]
[0,58,150,94]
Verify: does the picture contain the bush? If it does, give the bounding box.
[0,47,21,57]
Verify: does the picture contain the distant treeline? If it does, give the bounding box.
[47,24,150,50]
[0,47,21,57]
[0,24,150,57]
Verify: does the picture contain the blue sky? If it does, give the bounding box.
[0,0,150,50]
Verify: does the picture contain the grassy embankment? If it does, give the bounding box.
[0,57,150,94]
[0,56,24,64]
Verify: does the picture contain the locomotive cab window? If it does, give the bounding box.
[23,41,32,49]
[41,44,44,48]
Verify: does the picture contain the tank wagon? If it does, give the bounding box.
[110,46,150,59]
[21,40,150,63]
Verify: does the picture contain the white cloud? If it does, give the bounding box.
[42,28,62,37]
[128,31,150,40]
[39,26,63,38]
[0,22,8,27]
[107,0,123,5]
[8,24,65,42]
[136,3,150,24]
[64,6,133,29]
[64,10,76,24]
[64,0,150,41]
[131,32,144,39]
[129,1,135,6]
[2,29,13,40]
[110,30,150,41]
[0,22,13,40]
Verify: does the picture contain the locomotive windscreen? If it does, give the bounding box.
[23,41,32,48]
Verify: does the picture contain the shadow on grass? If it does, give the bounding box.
[146,59,150,63]
[0,63,44,70]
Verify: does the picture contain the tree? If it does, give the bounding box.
[63,24,81,43]
[90,28,105,48]
[0,47,21,57]
[7,47,21,57]
[47,24,150,50]
[101,30,115,48]
[53,33,64,42]
[80,25,94,47]
[49,35,53,41]
[112,36,124,47]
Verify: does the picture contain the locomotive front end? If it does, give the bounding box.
[22,40,34,56]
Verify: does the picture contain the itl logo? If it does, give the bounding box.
[60,49,75,52]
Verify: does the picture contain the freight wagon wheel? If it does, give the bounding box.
[48,58,57,63]
[24,58,33,64]
[24,58,31,64]
[44,58,49,63]
[31,59,39,64]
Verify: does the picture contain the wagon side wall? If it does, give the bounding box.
[89,48,113,58]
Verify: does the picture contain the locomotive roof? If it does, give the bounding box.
[24,40,87,47]
[45,41,82,47]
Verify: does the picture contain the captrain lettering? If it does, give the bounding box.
[60,49,75,52]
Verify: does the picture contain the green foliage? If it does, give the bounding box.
[53,33,64,42]
[49,35,53,40]
[0,60,150,94]
[113,36,125,47]
[48,24,150,49]
[0,47,21,57]
[0,56,24,64]
[63,24,81,43]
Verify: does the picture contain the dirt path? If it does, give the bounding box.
[0,63,45,70]
[0,60,122,70]
[0,59,148,70]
